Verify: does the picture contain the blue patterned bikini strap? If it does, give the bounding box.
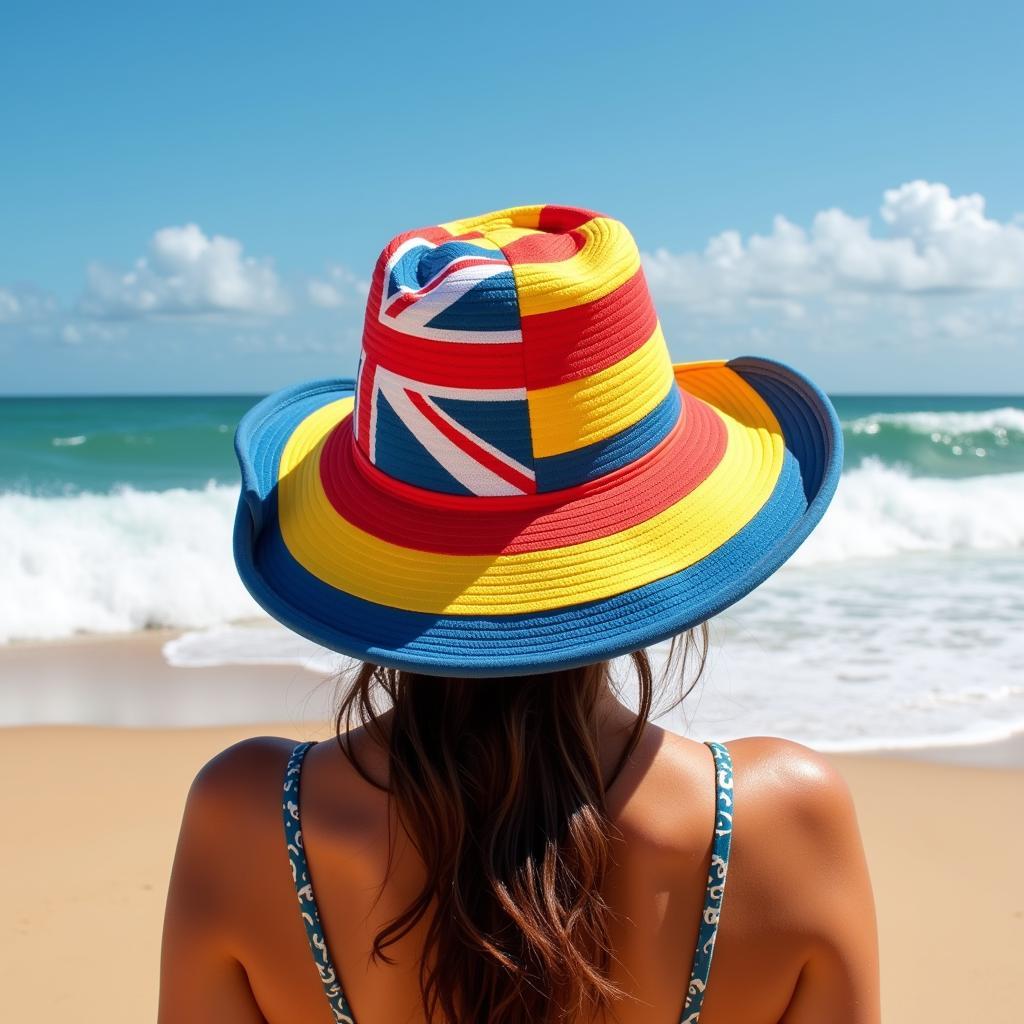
[282,741,357,1024]
[680,741,734,1024]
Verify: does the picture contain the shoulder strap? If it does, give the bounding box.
[680,741,734,1024]
[282,741,357,1024]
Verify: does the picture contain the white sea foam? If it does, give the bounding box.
[792,461,1024,565]
[648,550,1024,752]
[845,406,1024,438]
[163,623,352,675]
[0,483,259,643]
[0,465,1021,645]
[51,434,87,447]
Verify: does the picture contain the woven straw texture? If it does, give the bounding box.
[234,205,842,675]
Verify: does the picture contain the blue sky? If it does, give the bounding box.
[2,0,1023,394]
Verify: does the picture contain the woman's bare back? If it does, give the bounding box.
[159,724,878,1023]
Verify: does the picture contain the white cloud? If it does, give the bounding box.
[60,321,123,345]
[82,224,289,318]
[0,285,58,324]
[0,290,19,322]
[643,181,1024,320]
[6,183,1020,366]
[306,264,369,309]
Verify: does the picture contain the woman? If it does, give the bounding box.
[160,205,879,1023]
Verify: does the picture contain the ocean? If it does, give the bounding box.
[2,393,1023,750]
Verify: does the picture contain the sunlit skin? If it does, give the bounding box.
[160,684,880,1023]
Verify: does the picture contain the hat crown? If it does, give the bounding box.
[353,205,679,497]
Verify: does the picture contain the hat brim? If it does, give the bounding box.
[233,356,842,677]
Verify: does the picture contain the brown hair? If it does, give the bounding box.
[334,627,708,1023]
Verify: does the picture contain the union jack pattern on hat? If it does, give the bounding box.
[355,206,678,496]
[377,237,522,342]
[354,231,533,495]
[359,360,535,496]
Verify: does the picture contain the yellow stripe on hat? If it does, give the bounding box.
[441,205,544,236]
[444,209,640,316]
[509,217,640,316]
[455,236,505,251]
[527,323,674,457]
[478,225,544,248]
[275,365,785,615]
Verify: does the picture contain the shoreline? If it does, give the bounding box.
[2,627,1024,767]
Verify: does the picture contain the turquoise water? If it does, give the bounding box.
[1,393,1022,494]
[836,394,1024,478]
[0,395,255,494]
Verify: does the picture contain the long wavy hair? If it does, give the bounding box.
[334,628,709,1024]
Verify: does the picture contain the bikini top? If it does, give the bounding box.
[282,740,734,1024]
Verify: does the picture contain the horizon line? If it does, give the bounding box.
[3,390,1024,401]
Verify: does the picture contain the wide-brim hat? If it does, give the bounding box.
[234,205,842,677]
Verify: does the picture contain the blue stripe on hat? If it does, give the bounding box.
[533,384,681,492]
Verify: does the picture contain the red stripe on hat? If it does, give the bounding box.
[318,386,726,554]
[500,229,587,265]
[356,356,376,452]
[363,319,527,387]
[520,268,659,388]
[404,389,537,495]
[538,205,603,231]
[498,206,603,265]
[361,274,526,388]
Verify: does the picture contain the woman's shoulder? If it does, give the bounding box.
[657,731,854,811]
[711,737,878,1013]
[651,731,862,874]
[172,737,300,868]
[161,738,302,952]
[653,728,850,792]
[723,735,858,831]
[178,733,386,852]
[185,735,298,813]
[708,736,867,920]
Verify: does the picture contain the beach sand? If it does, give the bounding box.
[1,639,1022,1023]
